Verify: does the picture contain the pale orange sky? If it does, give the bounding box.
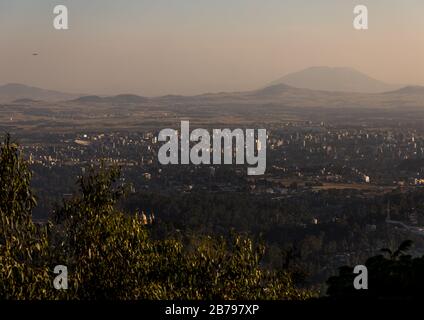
[1,0,423,95]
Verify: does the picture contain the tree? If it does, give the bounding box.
[53,164,313,300]
[0,134,52,299]
[326,240,424,299]
[0,134,314,300]
[380,240,413,261]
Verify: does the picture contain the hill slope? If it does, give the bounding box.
[0,83,80,103]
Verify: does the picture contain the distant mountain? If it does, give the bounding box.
[2,74,423,110]
[0,83,80,103]
[270,67,401,93]
[191,81,424,109]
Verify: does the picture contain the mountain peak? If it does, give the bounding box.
[270,66,401,93]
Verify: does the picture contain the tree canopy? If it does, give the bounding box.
[0,134,312,300]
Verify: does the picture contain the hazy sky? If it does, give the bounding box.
[1,0,423,95]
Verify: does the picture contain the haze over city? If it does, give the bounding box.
[1,0,424,96]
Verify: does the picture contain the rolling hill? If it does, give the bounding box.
[0,83,80,103]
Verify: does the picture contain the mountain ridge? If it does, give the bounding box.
[1,67,423,105]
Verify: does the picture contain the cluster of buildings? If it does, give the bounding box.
[19,124,424,196]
